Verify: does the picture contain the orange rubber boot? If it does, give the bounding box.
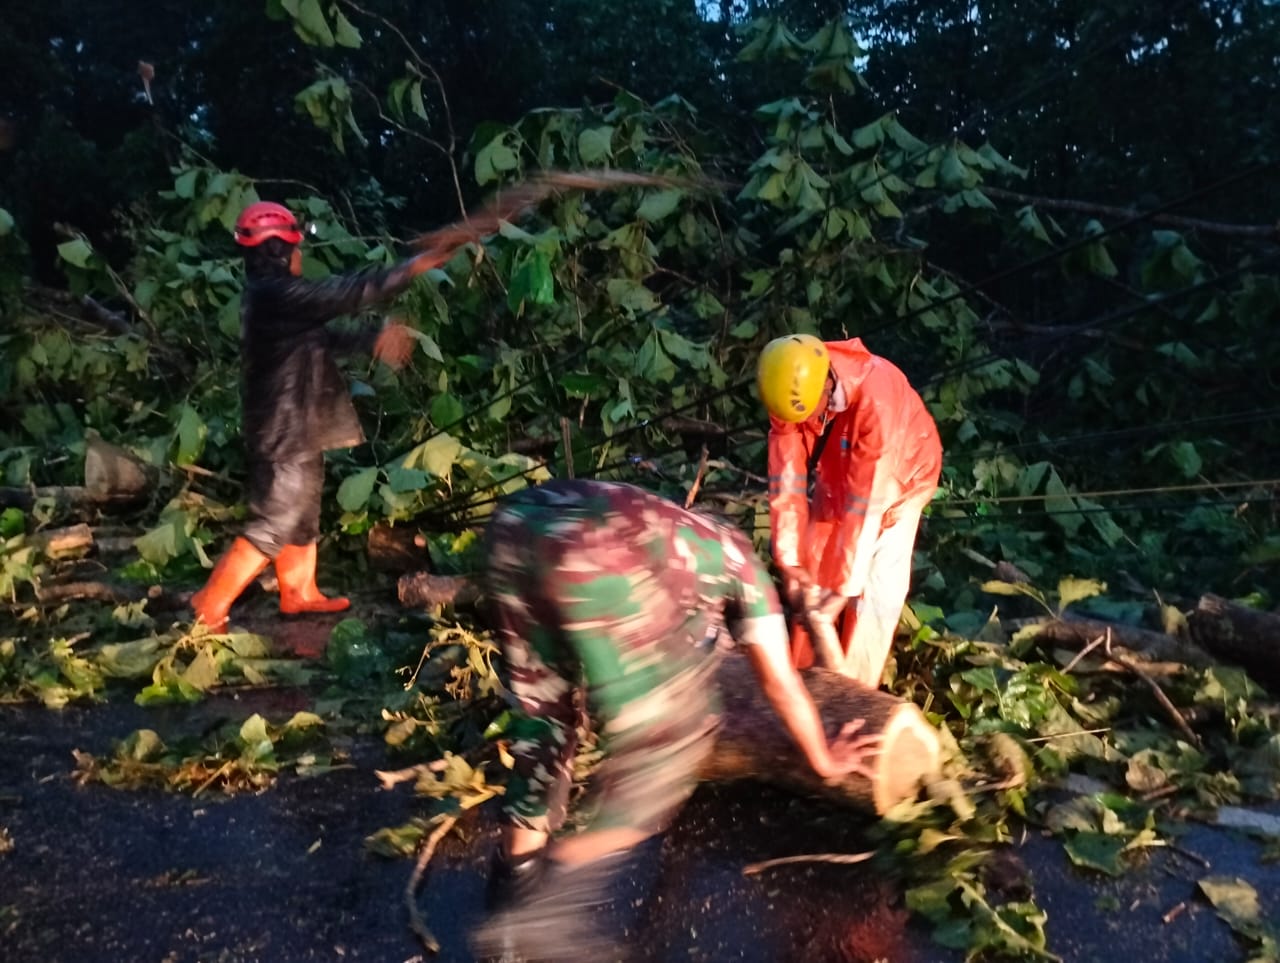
[276,542,350,615]
[191,537,271,630]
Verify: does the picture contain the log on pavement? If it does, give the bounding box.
[1188,594,1280,690]
[394,572,942,813]
[702,654,943,815]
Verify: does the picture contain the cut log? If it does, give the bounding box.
[1188,594,1280,690]
[1007,615,1213,668]
[702,654,943,815]
[32,580,187,611]
[0,486,140,513]
[399,571,481,609]
[84,434,154,501]
[30,524,94,560]
[401,572,943,812]
[367,523,430,573]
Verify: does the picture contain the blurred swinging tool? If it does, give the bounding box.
[411,169,720,253]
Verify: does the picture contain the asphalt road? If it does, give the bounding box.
[3,688,1277,962]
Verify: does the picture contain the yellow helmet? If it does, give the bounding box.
[757,334,830,422]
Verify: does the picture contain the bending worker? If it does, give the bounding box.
[471,479,879,960]
[192,201,456,630]
[758,334,942,686]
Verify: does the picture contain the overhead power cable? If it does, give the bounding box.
[432,247,1279,526]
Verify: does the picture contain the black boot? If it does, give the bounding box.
[471,851,631,963]
[485,848,547,911]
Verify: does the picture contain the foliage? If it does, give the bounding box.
[72,711,332,794]
[2,4,1279,961]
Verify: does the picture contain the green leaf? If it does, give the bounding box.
[173,168,200,199]
[332,8,362,48]
[96,637,166,679]
[1016,206,1052,243]
[850,118,883,150]
[404,433,463,481]
[938,147,971,190]
[474,134,519,186]
[1045,470,1083,536]
[337,466,378,512]
[408,329,445,363]
[1169,441,1202,479]
[636,189,683,223]
[1057,578,1105,611]
[0,207,14,237]
[1063,831,1127,876]
[1197,876,1262,928]
[56,239,94,270]
[291,0,335,46]
[429,392,465,429]
[386,465,429,493]
[605,278,659,315]
[883,116,928,153]
[507,249,555,314]
[134,520,181,567]
[409,79,428,122]
[558,373,606,397]
[0,507,23,538]
[980,580,1047,608]
[181,643,224,690]
[577,126,614,165]
[172,404,207,467]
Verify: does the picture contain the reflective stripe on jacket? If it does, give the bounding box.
[767,338,941,597]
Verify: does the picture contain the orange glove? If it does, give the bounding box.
[373,323,415,369]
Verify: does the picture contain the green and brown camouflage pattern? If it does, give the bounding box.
[483,479,785,835]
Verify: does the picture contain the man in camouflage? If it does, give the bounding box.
[471,479,879,961]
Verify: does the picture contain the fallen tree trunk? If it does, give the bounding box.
[0,436,156,516]
[368,524,430,573]
[30,524,95,560]
[1188,594,1280,690]
[702,654,944,815]
[398,571,482,609]
[32,580,187,611]
[398,572,942,813]
[1007,615,1213,668]
[0,486,146,514]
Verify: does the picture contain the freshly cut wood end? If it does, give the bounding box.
[866,702,942,813]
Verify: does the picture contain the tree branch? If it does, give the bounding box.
[984,186,1279,239]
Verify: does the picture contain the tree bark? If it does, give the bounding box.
[32,580,186,611]
[30,524,95,559]
[1188,594,1280,690]
[367,523,429,573]
[1006,615,1213,668]
[702,654,943,815]
[0,486,146,513]
[398,571,481,609]
[395,573,943,813]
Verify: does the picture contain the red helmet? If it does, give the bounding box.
[233,201,302,247]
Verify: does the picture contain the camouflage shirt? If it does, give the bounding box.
[485,480,784,706]
[484,480,786,833]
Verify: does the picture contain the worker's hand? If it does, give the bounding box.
[814,719,881,781]
[373,322,415,369]
[806,588,848,626]
[777,564,811,612]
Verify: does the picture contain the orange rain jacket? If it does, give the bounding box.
[767,338,942,598]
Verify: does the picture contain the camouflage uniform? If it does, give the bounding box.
[484,479,785,838]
